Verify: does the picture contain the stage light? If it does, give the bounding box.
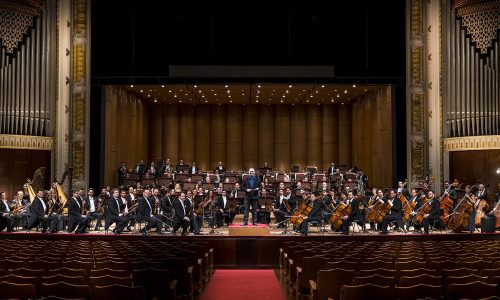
[496,168,500,174]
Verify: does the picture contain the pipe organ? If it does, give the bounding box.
[445,3,499,138]
[0,0,55,137]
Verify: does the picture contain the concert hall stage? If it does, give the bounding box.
[1,230,499,269]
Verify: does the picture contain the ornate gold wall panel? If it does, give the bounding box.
[444,135,500,151]
[408,0,426,182]
[0,134,53,150]
[71,0,89,188]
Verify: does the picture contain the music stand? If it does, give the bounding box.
[258,197,274,224]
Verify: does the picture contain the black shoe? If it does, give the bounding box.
[301,233,307,236]
[424,231,430,234]
[158,231,164,235]
[181,230,188,236]
[380,231,388,234]
[240,223,247,226]
[194,232,202,235]
[140,228,148,235]
[252,223,257,226]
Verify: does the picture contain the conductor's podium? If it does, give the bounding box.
[228,224,270,236]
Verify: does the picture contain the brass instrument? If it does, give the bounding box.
[128,203,138,214]
[81,197,87,215]
[12,201,27,216]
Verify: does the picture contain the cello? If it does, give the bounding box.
[439,182,454,224]
[448,184,477,232]
[289,194,312,227]
[329,200,352,230]
[474,185,489,226]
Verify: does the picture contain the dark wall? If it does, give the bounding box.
[90,0,405,79]
[450,150,500,207]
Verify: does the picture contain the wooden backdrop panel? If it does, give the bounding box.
[0,149,50,200]
[103,88,394,186]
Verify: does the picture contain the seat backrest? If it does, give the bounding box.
[8,267,45,278]
[481,268,500,277]
[447,281,498,299]
[299,256,328,290]
[340,283,394,300]
[0,275,41,297]
[395,284,441,300]
[445,274,489,286]
[89,268,130,278]
[0,281,38,299]
[45,267,88,279]
[397,274,441,287]
[42,274,87,285]
[442,267,478,278]
[317,268,356,300]
[42,282,90,299]
[89,275,132,287]
[352,274,395,287]
[358,268,396,277]
[398,268,439,278]
[91,284,145,300]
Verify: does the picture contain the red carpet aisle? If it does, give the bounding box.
[200,269,285,300]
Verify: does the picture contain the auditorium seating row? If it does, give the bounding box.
[0,239,214,300]
[280,240,500,300]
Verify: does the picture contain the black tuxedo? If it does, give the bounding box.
[136,196,162,234]
[342,197,365,234]
[173,198,189,235]
[215,165,225,174]
[217,195,234,225]
[327,166,336,176]
[105,196,128,234]
[189,165,199,175]
[424,197,443,233]
[0,200,14,232]
[298,200,325,235]
[85,196,103,230]
[27,196,49,232]
[242,175,261,225]
[68,197,89,234]
[381,197,404,233]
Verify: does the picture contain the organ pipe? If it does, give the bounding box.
[445,4,500,137]
[0,4,53,137]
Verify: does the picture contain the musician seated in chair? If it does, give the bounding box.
[160,189,175,229]
[27,189,50,233]
[380,189,403,234]
[273,189,289,228]
[136,188,163,235]
[67,190,90,234]
[47,189,63,233]
[0,192,14,232]
[85,188,103,231]
[217,190,234,226]
[341,191,364,235]
[298,193,324,236]
[405,188,423,232]
[11,191,29,230]
[106,188,129,234]
[423,190,443,234]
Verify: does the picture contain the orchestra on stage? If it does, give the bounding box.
[1,160,500,236]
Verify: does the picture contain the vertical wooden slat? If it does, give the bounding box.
[226,105,242,171]
[210,104,226,170]
[195,105,211,171]
[274,105,291,173]
[338,104,352,166]
[290,105,307,171]
[242,105,259,170]
[162,104,179,163]
[258,104,274,169]
[306,104,322,168]
[149,104,163,160]
[179,104,194,164]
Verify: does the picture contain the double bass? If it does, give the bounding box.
[448,184,477,232]
[473,184,489,226]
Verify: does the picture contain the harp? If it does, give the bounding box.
[25,167,46,203]
[53,168,73,214]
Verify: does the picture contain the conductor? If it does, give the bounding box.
[242,168,261,226]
